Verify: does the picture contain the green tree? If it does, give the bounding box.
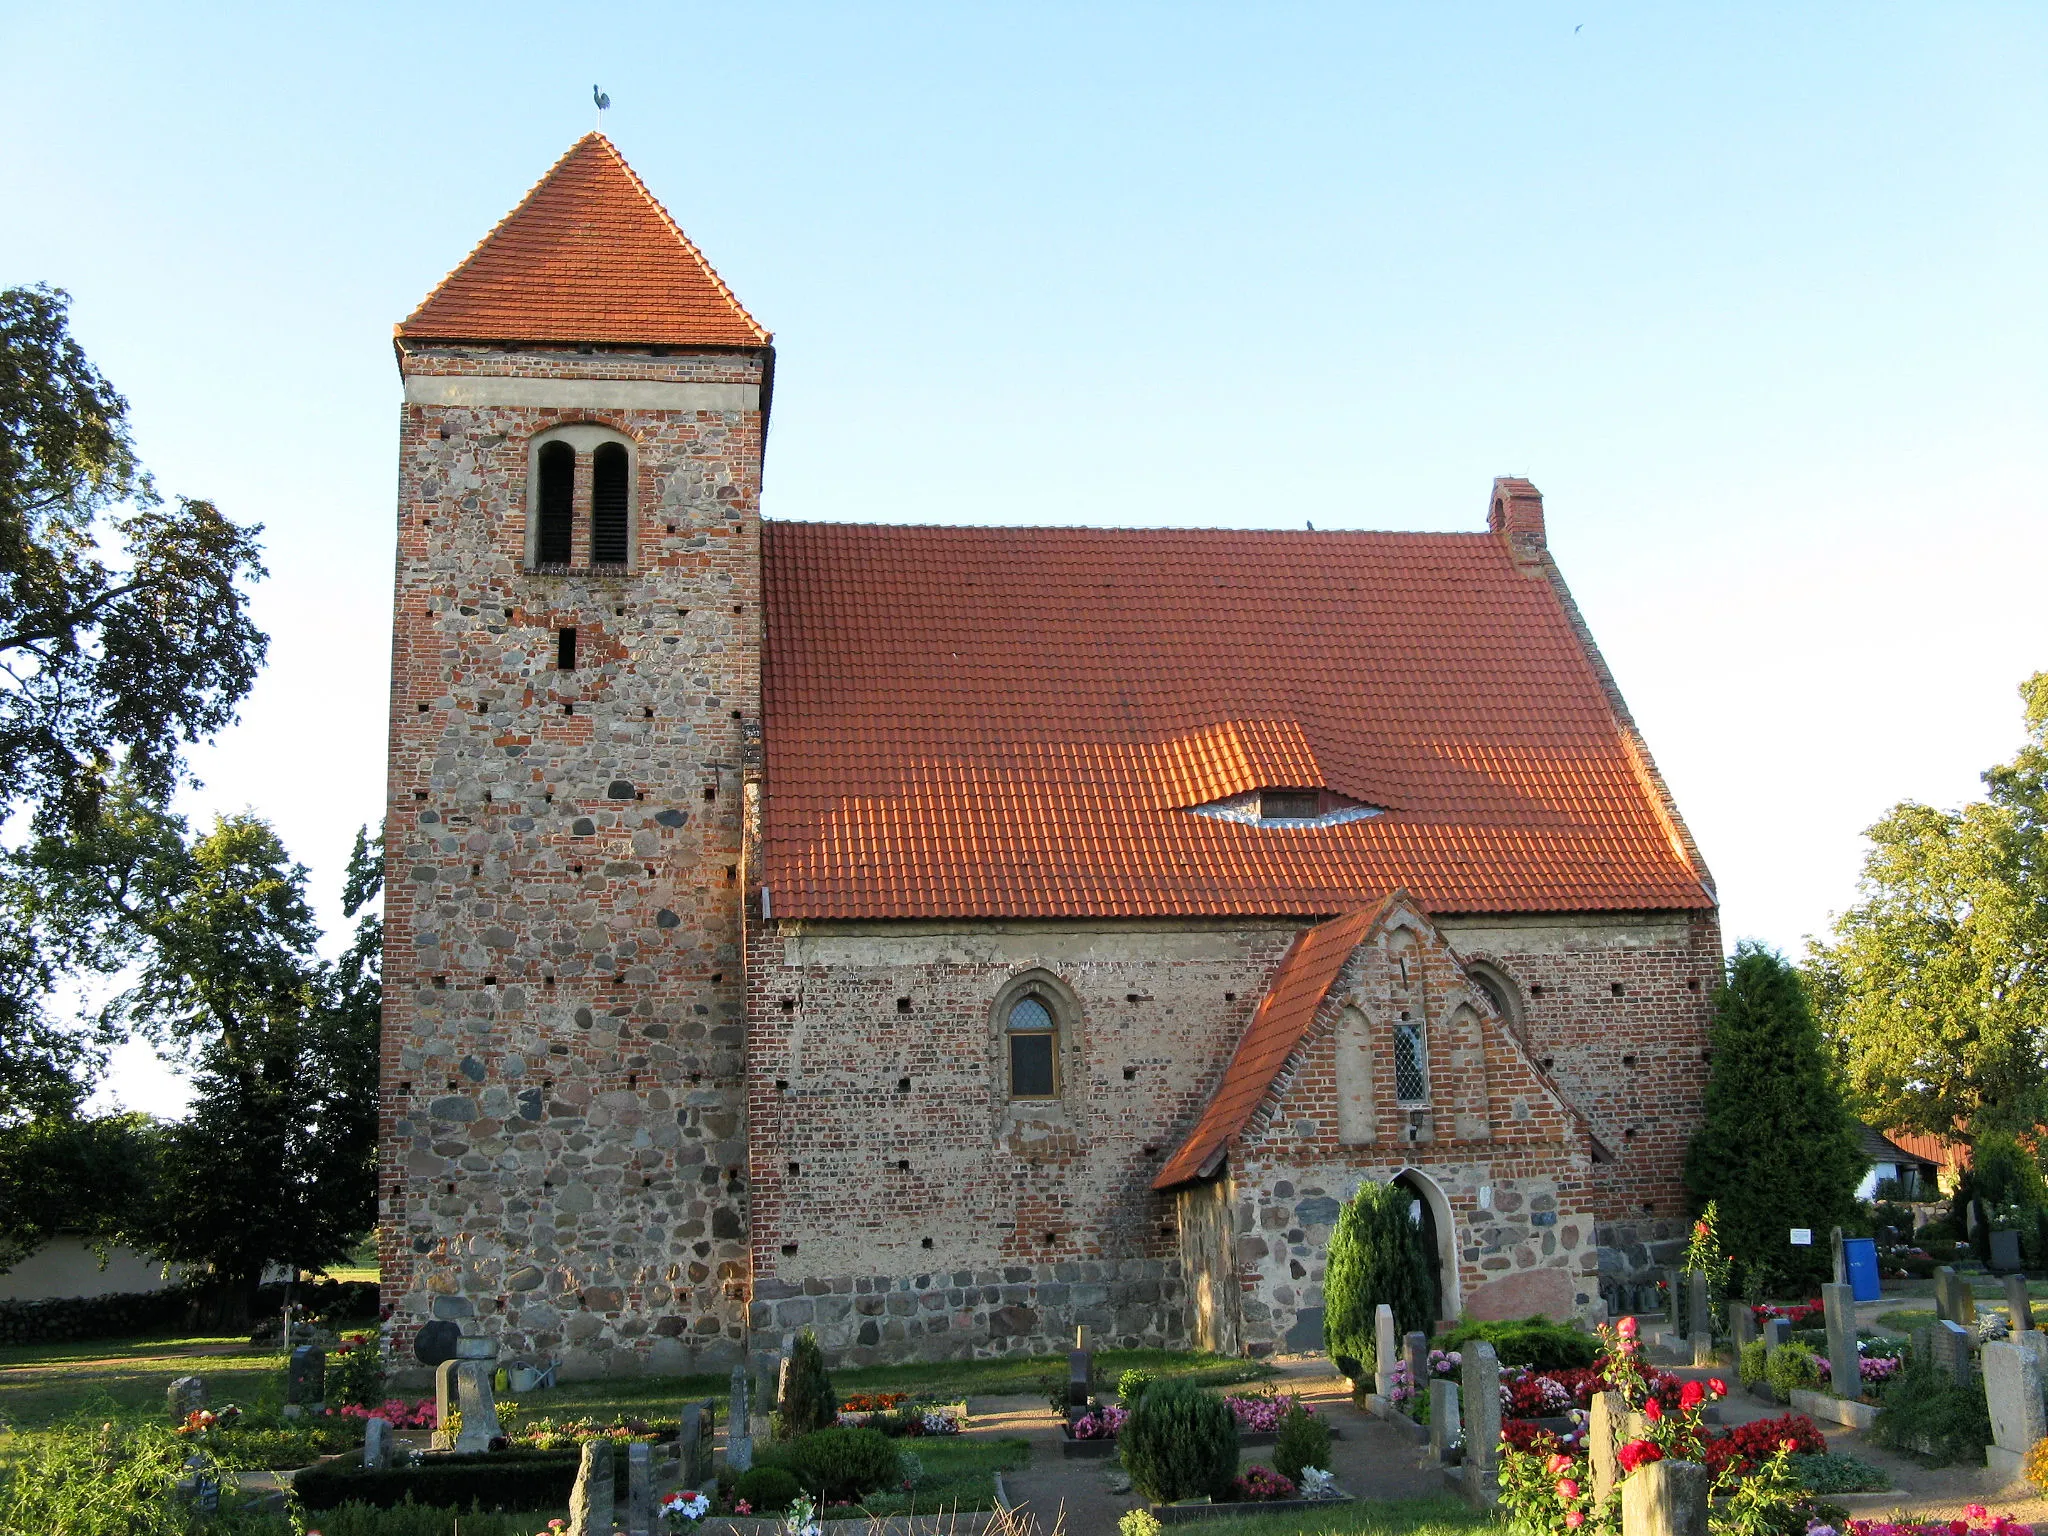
[1683,944,1865,1292]
[1323,1178,1434,1381]
[1807,673,2048,1140]
[9,791,380,1314]
[0,1110,162,1272]
[1,283,268,1118]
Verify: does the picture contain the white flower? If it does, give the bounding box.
[1300,1467,1339,1498]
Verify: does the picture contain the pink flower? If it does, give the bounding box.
[1546,1453,1574,1475]
[1967,1511,1988,1523]
[1708,1378,1727,1398]
[1642,1399,1663,1423]
[1556,1479,1582,1501]
[1618,1317,1639,1338]
[1679,1381,1705,1410]
[1567,1514,1586,1529]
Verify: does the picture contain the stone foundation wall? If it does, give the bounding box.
[381,343,765,1378]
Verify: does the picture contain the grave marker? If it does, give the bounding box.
[567,1438,615,1536]
[1991,1230,2024,1273]
[1067,1345,1092,1409]
[433,1358,460,1449]
[679,1398,715,1486]
[725,1367,753,1474]
[1982,1339,2047,1483]
[1932,1319,1975,1386]
[1621,1457,1709,1536]
[626,1440,654,1536]
[1588,1390,1627,1506]
[1374,1304,1398,1398]
[1821,1283,1860,1401]
[1728,1302,1758,1354]
[1428,1380,1460,1464]
[1404,1330,1429,1411]
[453,1359,501,1453]
[2005,1274,2034,1333]
[1690,1272,1715,1368]
[1460,1340,1502,1506]
[166,1376,207,1421]
[1935,1267,1978,1326]
[363,1415,394,1471]
[1762,1316,1791,1349]
[286,1345,326,1415]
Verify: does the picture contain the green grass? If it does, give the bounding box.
[1177,1492,1493,1536]
[1875,1309,1938,1335]
[0,1334,288,1429]
[833,1434,1031,1518]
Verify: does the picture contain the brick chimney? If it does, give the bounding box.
[1488,476,1545,565]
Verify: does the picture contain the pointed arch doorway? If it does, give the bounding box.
[1394,1168,1459,1327]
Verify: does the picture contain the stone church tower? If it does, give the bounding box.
[380,134,772,1373]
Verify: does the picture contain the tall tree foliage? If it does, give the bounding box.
[1807,673,2048,1140]
[9,792,380,1311]
[1683,944,1865,1292]
[1,284,268,1118]
[0,1111,161,1272]
[1323,1178,1435,1381]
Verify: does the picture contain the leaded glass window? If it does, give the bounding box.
[1393,1020,1428,1104]
[1008,995,1056,1098]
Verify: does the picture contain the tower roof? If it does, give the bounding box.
[397,133,770,350]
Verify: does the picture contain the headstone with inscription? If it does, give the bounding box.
[567,1438,615,1536]
[1459,1341,1502,1506]
[1690,1272,1715,1367]
[363,1415,394,1471]
[1588,1390,1627,1507]
[1728,1301,1758,1353]
[626,1441,654,1536]
[1429,1379,1461,1464]
[1374,1304,1398,1398]
[453,1359,501,1452]
[1932,1319,1975,1386]
[286,1345,326,1413]
[679,1398,715,1486]
[2006,1274,2035,1333]
[167,1376,207,1421]
[725,1367,753,1474]
[1982,1339,2047,1483]
[1404,1330,1429,1411]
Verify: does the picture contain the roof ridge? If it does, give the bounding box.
[764,519,1497,538]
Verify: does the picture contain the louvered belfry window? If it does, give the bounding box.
[536,441,574,566]
[591,442,629,566]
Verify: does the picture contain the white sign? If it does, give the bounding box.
[1789,1228,1813,1246]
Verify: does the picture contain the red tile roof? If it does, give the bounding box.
[1152,909,1381,1188]
[760,521,1712,919]
[398,134,769,349]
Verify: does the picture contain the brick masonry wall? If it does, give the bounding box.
[381,343,765,1379]
[742,922,1301,1365]
[1228,903,1604,1353]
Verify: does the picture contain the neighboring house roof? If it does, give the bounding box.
[1882,1128,1969,1174]
[1152,910,1379,1188]
[759,519,1714,919]
[397,133,770,350]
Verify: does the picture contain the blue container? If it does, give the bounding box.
[1843,1236,1882,1301]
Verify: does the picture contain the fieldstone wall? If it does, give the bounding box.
[381,342,765,1378]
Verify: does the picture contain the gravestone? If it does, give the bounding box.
[1762,1316,1791,1349]
[166,1375,207,1421]
[433,1358,461,1448]
[1982,1339,2047,1483]
[1935,1266,1978,1326]
[1374,1304,1398,1398]
[286,1345,326,1413]
[1932,1319,1975,1386]
[1728,1301,1758,1354]
[626,1441,654,1536]
[413,1318,461,1366]
[453,1359,501,1452]
[1621,1457,1709,1536]
[1690,1272,1715,1368]
[1588,1390,1627,1506]
[725,1367,753,1474]
[1428,1379,1460,1464]
[1665,1269,1684,1330]
[1991,1230,2024,1273]
[363,1415,394,1471]
[568,1438,615,1536]
[2006,1274,2035,1333]
[1404,1331,1429,1411]
[1460,1340,1502,1506]
[1067,1345,1092,1409]
[678,1399,715,1487]
[1822,1283,1860,1400]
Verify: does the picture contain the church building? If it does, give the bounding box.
[380,134,1720,1378]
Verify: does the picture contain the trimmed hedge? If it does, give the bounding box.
[1436,1316,1599,1372]
[0,1277,378,1347]
[293,1451,618,1512]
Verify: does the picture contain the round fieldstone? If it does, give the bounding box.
[413,1319,461,1365]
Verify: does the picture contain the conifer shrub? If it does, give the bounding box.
[1323,1179,1433,1381]
[1871,1360,1993,1467]
[1766,1341,1822,1400]
[1437,1316,1598,1371]
[731,1466,801,1512]
[1118,1380,1238,1504]
[1683,944,1864,1292]
[776,1328,838,1440]
[781,1426,900,1503]
[1118,1368,1153,1404]
[1272,1401,1332,1486]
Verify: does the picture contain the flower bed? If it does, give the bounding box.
[1225,1392,1317,1443]
[1061,1401,1128,1458]
[1821,1507,2035,1536]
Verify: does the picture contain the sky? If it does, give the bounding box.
[2,3,2042,1118]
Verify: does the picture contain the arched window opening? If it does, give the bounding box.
[1006,994,1057,1099]
[1393,1015,1428,1105]
[1465,961,1526,1036]
[591,442,630,566]
[537,442,575,566]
